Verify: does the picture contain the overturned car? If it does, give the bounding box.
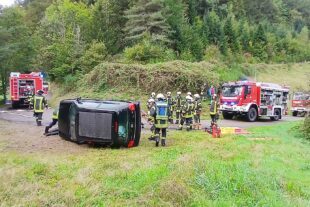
[58,99,141,148]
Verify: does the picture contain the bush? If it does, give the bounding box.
[85,61,221,93]
[63,74,79,92]
[300,115,310,140]
[124,39,176,63]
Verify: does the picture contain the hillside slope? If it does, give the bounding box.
[246,63,310,91]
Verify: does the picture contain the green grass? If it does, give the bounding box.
[247,62,310,91]
[0,122,309,206]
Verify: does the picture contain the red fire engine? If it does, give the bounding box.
[291,92,310,116]
[10,72,46,108]
[219,81,289,122]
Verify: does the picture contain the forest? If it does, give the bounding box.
[0,0,309,93]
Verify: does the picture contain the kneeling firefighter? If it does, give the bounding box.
[178,95,194,131]
[149,93,169,146]
[33,90,47,126]
[45,107,59,135]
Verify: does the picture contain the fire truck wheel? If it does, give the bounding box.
[271,108,281,121]
[247,107,257,122]
[292,111,298,117]
[12,101,20,109]
[222,112,234,119]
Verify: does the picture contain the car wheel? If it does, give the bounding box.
[292,111,298,117]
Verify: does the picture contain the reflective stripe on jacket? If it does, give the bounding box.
[52,108,59,120]
[210,100,218,115]
[34,95,45,113]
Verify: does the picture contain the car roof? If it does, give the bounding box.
[61,99,131,111]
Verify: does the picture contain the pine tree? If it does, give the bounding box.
[224,17,239,53]
[252,24,268,60]
[124,0,172,46]
[205,10,221,45]
[219,25,228,55]
[238,19,250,52]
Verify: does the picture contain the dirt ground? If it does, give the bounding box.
[0,104,304,154]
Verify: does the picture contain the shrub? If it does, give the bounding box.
[124,39,176,63]
[300,115,310,140]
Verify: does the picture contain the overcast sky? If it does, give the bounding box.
[1,0,15,6]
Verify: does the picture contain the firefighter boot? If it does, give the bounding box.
[161,138,166,147]
[45,126,49,134]
[177,124,183,130]
[155,136,160,147]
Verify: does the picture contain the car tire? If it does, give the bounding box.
[12,101,20,109]
[292,111,298,117]
[247,107,257,122]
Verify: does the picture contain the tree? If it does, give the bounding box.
[252,24,268,60]
[92,0,130,54]
[124,0,172,46]
[0,6,35,101]
[205,10,221,45]
[224,17,239,53]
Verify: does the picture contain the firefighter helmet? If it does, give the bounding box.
[148,98,155,103]
[194,94,200,99]
[37,90,44,95]
[167,92,171,96]
[177,91,181,95]
[186,95,192,101]
[151,92,156,97]
[187,92,192,96]
[156,93,165,100]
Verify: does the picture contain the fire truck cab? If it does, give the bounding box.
[291,92,310,117]
[10,72,46,108]
[220,81,289,122]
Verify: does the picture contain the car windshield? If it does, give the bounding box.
[222,86,243,97]
[118,110,129,140]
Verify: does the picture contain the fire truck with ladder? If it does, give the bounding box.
[291,92,310,117]
[219,81,289,122]
[10,72,47,108]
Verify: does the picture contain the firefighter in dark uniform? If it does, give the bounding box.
[33,90,47,126]
[149,93,169,147]
[210,94,219,125]
[178,95,194,131]
[166,92,174,124]
[175,92,183,124]
[45,107,59,134]
[193,94,202,130]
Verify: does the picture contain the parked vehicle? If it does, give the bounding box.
[58,99,141,148]
[219,81,289,122]
[291,92,310,117]
[10,72,46,108]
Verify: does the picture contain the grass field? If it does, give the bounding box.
[0,122,309,206]
[248,62,310,91]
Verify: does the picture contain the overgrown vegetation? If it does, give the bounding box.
[0,0,310,95]
[0,121,309,206]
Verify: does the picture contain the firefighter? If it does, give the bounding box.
[27,91,34,109]
[210,94,219,125]
[33,90,47,126]
[166,92,174,124]
[178,95,194,131]
[150,92,156,99]
[147,98,156,140]
[193,94,202,130]
[149,93,169,147]
[45,107,59,135]
[175,91,183,124]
